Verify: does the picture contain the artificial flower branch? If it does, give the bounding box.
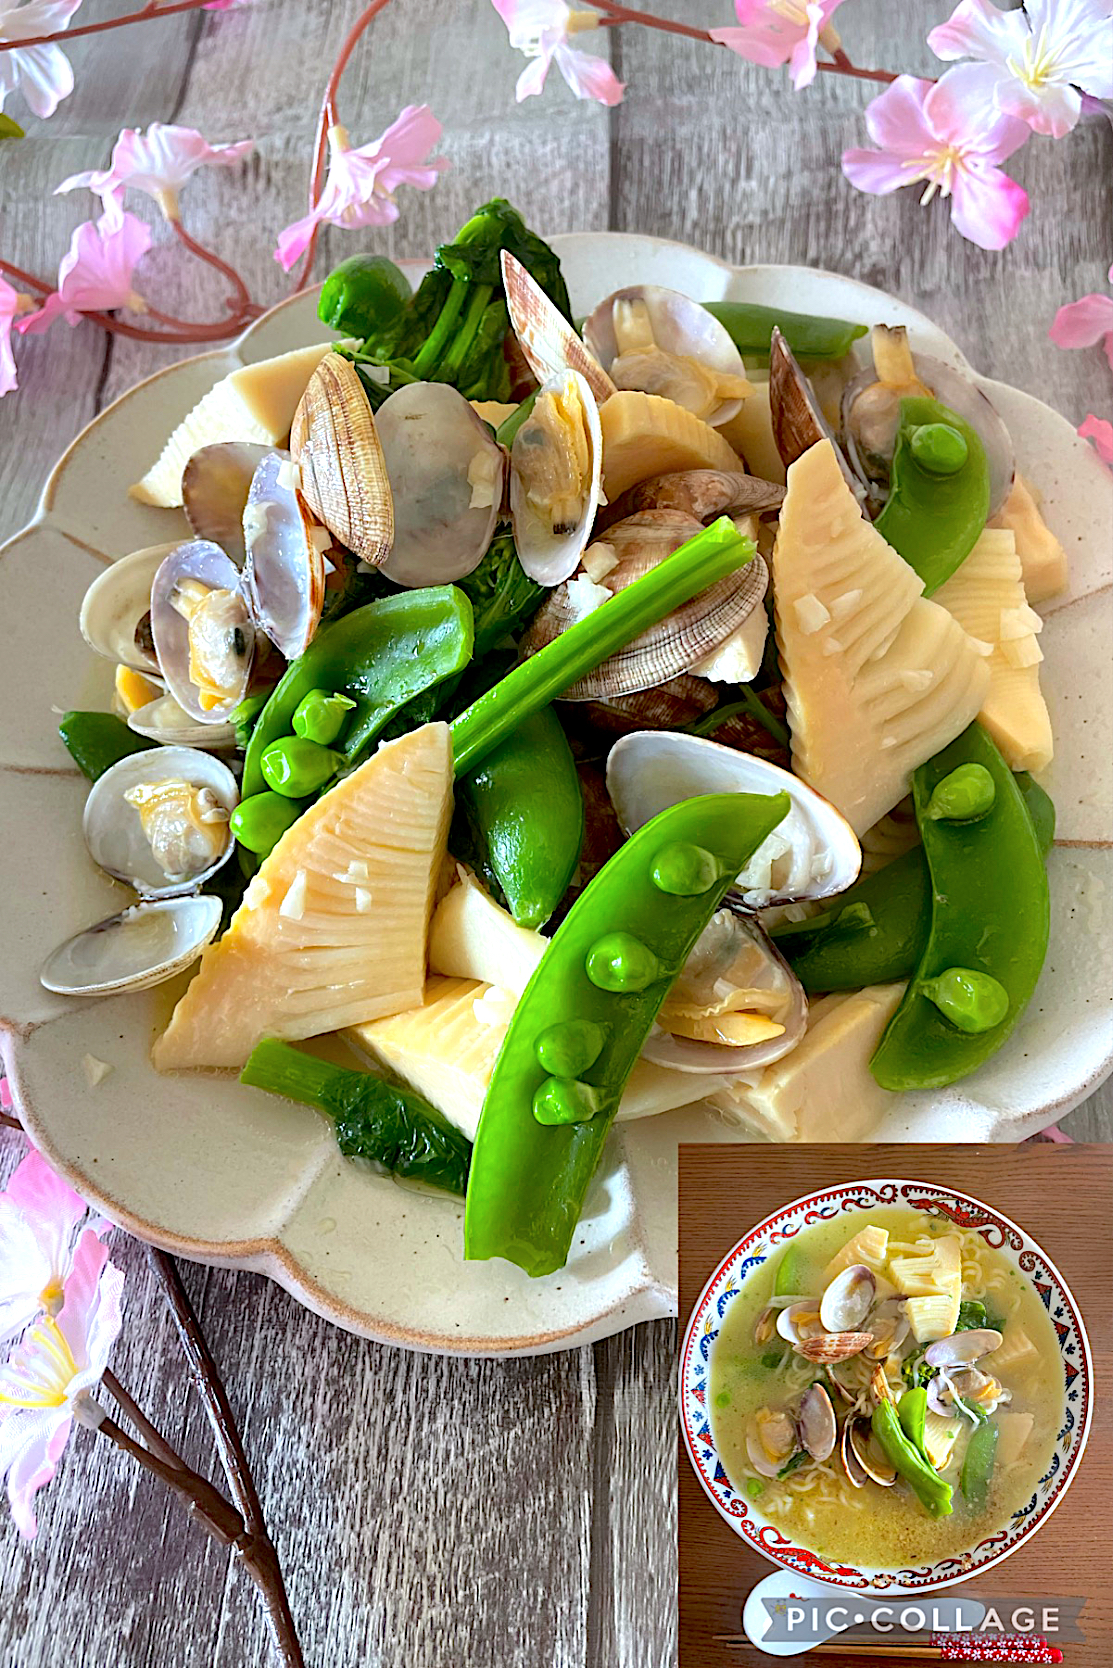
[590,0,898,80]
[0,0,216,54]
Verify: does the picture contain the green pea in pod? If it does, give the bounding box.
[260,736,342,799]
[230,790,305,857]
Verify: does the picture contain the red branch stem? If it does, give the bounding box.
[0,0,214,53]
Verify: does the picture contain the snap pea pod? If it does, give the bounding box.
[871,1399,953,1518]
[58,710,150,781]
[242,587,474,796]
[961,1418,999,1507]
[874,397,990,595]
[241,1039,471,1197]
[702,301,868,361]
[450,519,756,776]
[774,773,1053,992]
[870,725,1050,1091]
[456,704,584,929]
[464,789,790,1276]
[898,1387,930,1463]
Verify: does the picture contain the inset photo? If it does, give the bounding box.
[678,1144,1111,1668]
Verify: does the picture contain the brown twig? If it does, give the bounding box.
[593,1,901,83]
[102,1367,189,1472]
[147,1249,303,1665]
[0,0,215,53]
[172,219,260,321]
[94,1411,248,1546]
[0,1109,22,1132]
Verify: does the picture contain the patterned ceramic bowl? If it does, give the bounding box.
[679,1179,1093,1593]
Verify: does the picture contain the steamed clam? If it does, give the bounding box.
[40,896,224,998]
[509,369,603,586]
[840,324,1015,516]
[842,1417,897,1487]
[376,381,506,586]
[768,327,865,500]
[80,543,180,675]
[290,353,393,566]
[746,1406,799,1479]
[614,468,784,524]
[501,249,616,403]
[648,909,806,1074]
[819,1264,876,1333]
[83,745,238,897]
[606,730,861,909]
[519,510,768,697]
[126,692,236,751]
[182,441,270,564]
[797,1383,837,1462]
[150,541,255,725]
[927,1366,1011,1422]
[243,450,327,661]
[583,284,752,428]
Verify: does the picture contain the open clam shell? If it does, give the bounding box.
[127,693,236,751]
[510,368,604,587]
[846,1417,898,1486]
[520,510,768,697]
[820,1265,876,1333]
[583,284,752,428]
[243,451,327,661]
[501,249,616,404]
[769,328,866,501]
[290,353,393,566]
[150,541,255,725]
[375,382,506,587]
[647,910,806,1074]
[182,442,271,565]
[798,1383,837,1463]
[616,468,784,523]
[606,730,861,908]
[924,1329,1003,1368]
[745,1407,798,1479]
[83,745,239,898]
[841,336,1015,517]
[40,895,223,998]
[80,543,180,674]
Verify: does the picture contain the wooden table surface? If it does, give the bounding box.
[0,4,1110,1665]
[677,1146,1113,1668]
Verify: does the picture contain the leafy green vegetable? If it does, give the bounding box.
[761,1350,786,1370]
[241,1040,471,1196]
[777,1450,809,1479]
[956,1300,987,1332]
[902,1345,937,1390]
[458,532,545,659]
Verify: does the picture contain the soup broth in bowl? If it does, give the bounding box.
[708,1206,1063,1571]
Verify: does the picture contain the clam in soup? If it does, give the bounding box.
[710,1206,1064,1570]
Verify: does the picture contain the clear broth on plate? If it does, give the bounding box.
[709,1205,1064,1571]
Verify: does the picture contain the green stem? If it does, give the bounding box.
[450,520,755,777]
[240,1040,336,1108]
[411,277,467,378]
[437,283,493,381]
[687,688,790,749]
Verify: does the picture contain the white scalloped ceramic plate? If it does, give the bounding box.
[2,235,1111,1355]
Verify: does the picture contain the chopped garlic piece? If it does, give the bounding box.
[276,458,301,494]
[467,448,500,510]
[82,1053,113,1088]
[335,858,371,885]
[967,636,995,657]
[582,541,619,583]
[354,887,373,913]
[309,525,332,554]
[999,604,1043,640]
[793,593,831,635]
[830,588,864,620]
[899,669,934,693]
[362,362,390,385]
[564,573,612,621]
[243,874,270,910]
[279,869,308,920]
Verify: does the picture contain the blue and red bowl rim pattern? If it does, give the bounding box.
[678,1179,1093,1592]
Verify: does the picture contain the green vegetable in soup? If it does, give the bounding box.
[777,1449,809,1479]
[871,1399,953,1519]
[956,1300,988,1332]
[874,397,990,596]
[898,1387,929,1462]
[961,1419,999,1507]
[457,532,545,660]
[241,1039,471,1196]
[58,710,150,781]
[774,1242,807,1298]
[702,300,868,361]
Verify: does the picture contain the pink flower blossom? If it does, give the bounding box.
[0,1149,90,1343]
[929,0,1113,139]
[491,1,625,105]
[17,211,151,333]
[1049,265,1113,370]
[1,276,21,397]
[841,69,1031,251]
[274,108,448,273]
[0,0,82,120]
[711,0,847,92]
[0,1229,123,1537]
[56,122,255,227]
[1078,413,1113,464]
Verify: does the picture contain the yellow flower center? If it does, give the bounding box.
[0,1315,79,1410]
[1007,23,1064,90]
[565,9,601,35]
[902,143,968,204]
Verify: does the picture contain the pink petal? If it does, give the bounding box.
[948,161,1030,250]
[514,51,552,101]
[274,209,322,272]
[5,41,75,120]
[371,104,445,169]
[0,279,18,398]
[840,147,916,196]
[5,1149,86,1241]
[925,63,1032,163]
[996,76,1083,138]
[860,76,936,158]
[15,293,69,336]
[0,1406,71,1540]
[1079,414,1113,465]
[927,0,1021,65]
[553,42,625,105]
[1050,293,1113,363]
